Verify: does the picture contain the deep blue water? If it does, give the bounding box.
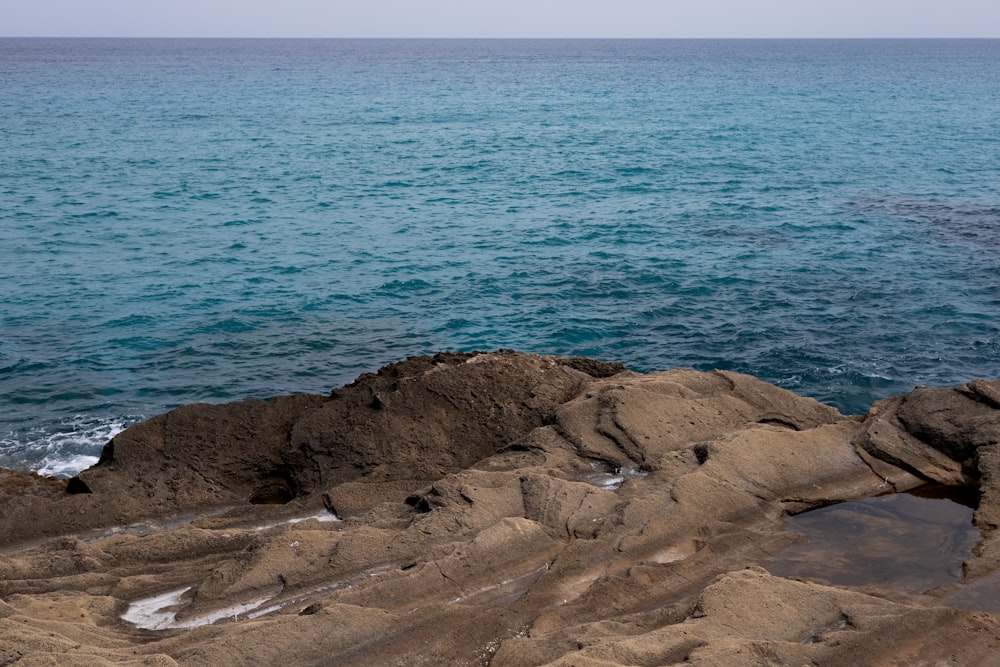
[2,38,999,475]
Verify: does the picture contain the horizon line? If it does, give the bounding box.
[3,35,999,40]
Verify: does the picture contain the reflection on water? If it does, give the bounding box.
[943,570,1000,614]
[769,488,980,595]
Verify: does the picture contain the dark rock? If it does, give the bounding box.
[855,395,966,485]
[855,381,1000,485]
[962,379,1000,410]
[65,477,91,494]
[554,356,628,379]
[0,351,595,545]
[282,351,593,492]
[896,384,1000,461]
[0,469,67,499]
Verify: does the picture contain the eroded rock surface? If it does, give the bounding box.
[2,352,1000,666]
[855,379,1000,485]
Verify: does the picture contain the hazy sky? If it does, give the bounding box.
[3,0,999,38]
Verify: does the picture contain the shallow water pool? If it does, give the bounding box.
[768,487,980,595]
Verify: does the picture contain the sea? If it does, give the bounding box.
[1,38,998,477]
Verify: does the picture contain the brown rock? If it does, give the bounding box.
[0,351,610,546]
[0,469,67,499]
[856,396,968,485]
[855,380,1000,486]
[1,354,999,666]
[896,384,1000,462]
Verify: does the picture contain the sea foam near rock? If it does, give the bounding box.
[2,415,133,477]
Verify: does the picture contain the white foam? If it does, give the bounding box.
[36,454,100,478]
[13,415,136,478]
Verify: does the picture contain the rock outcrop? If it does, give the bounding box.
[855,378,1000,486]
[1,352,999,666]
[3,351,620,544]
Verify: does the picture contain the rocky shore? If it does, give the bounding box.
[2,350,1000,665]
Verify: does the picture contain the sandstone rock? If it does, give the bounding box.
[494,568,1000,666]
[896,383,1000,462]
[0,469,67,499]
[283,350,598,491]
[855,380,1000,486]
[854,396,967,485]
[1,354,999,665]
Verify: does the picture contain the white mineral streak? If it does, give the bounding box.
[122,587,276,630]
[253,509,342,531]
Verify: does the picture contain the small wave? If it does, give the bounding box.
[67,210,120,220]
[377,278,438,295]
[193,318,256,335]
[2,416,136,478]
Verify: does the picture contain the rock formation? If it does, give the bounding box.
[1,351,999,665]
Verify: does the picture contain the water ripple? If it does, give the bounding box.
[1,38,999,471]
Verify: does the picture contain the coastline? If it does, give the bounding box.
[2,350,1000,665]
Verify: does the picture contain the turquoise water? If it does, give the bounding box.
[2,39,999,475]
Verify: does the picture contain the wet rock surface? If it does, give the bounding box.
[2,352,1000,665]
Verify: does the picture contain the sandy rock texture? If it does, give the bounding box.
[2,351,999,666]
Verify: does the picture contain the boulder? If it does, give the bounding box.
[855,380,1000,485]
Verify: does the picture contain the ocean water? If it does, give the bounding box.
[1,38,999,476]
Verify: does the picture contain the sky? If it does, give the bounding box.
[2,0,999,39]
